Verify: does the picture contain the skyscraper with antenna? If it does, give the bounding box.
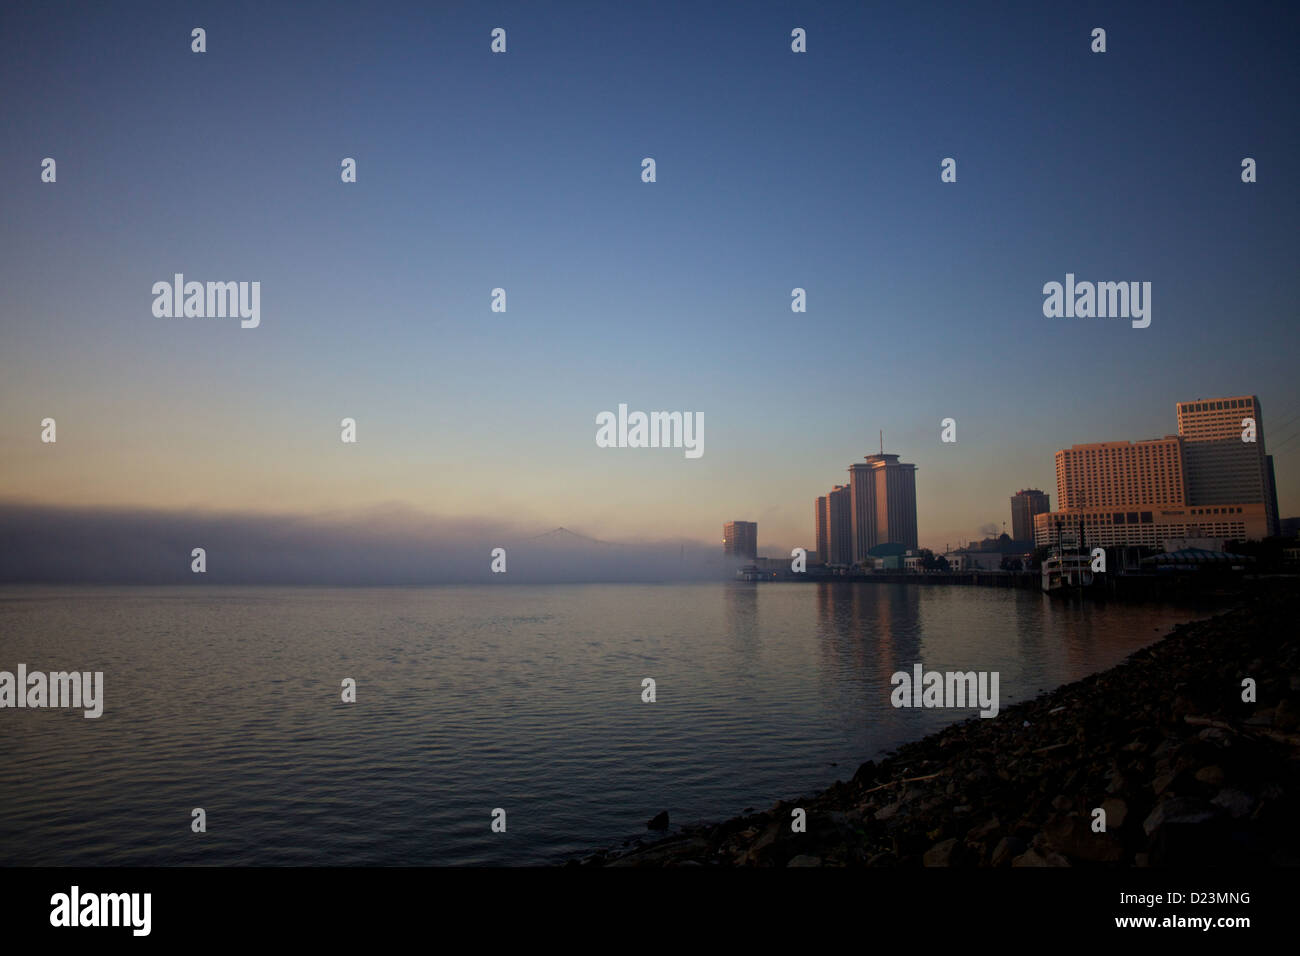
[847,440,918,562]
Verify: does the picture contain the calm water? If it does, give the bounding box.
[0,583,1208,866]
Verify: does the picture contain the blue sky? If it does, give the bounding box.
[2,0,1297,554]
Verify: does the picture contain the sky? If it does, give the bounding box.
[2,0,1298,566]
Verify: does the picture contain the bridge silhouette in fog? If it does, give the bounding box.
[526,527,615,546]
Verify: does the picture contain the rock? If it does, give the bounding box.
[850,761,878,786]
[873,802,902,822]
[1043,813,1124,863]
[787,855,822,867]
[1210,788,1257,819]
[1197,727,1232,746]
[1195,765,1226,786]
[1274,698,1300,732]
[923,838,958,867]
[647,811,670,830]
[1152,737,1181,760]
[744,820,789,865]
[966,817,1001,842]
[1143,797,1219,836]
[991,836,1025,867]
[607,836,710,866]
[1101,798,1128,829]
[1011,847,1070,867]
[1243,709,1275,727]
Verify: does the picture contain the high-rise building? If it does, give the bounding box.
[815,496,829,566]
[1010,489,1050,542]
[723,521,757,560]
[848,453,918,562]
[1034,396,1277,548]
[1055,438,1187,509]
[1177,395,1278,536]
[826,484,853,566]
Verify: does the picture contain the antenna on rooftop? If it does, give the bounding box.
[879,429,883,455]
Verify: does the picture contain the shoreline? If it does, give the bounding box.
[578,580,1300,867]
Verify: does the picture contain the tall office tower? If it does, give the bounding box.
[848,452,918,562]
[827,484,853,566]
[1054,438,1188,510]
[815,496,829,565]
[847,462,876,561]
[1010,489,1050,542]
[723,521,758,560]
[1177,395,1278,536]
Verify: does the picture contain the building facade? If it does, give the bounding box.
[826,484,853,566]
[1035,396,1277,548]
[723,521,757,560]
[1054,438,1187,510]
[815,496,829,567]
[1010,489,1050,542]
[1034,503,1268,549]
[848,453,918,562]
[1176,395,1278,536]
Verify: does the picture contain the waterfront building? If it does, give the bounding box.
[848,453,918,562]
[815,496,829,569]
[723,521,758,560]
[1176,395,1278,536]
[826,484,853,566]
[1035,396,1278,548]
[1010,489,1050,542]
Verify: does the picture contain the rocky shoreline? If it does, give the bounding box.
[578,582,1300,867]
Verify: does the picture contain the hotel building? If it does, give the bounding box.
[1034,396,1275,548]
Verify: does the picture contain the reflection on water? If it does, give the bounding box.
[0,583,1208,865]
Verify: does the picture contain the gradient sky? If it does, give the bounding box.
[2,0,1298,557]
